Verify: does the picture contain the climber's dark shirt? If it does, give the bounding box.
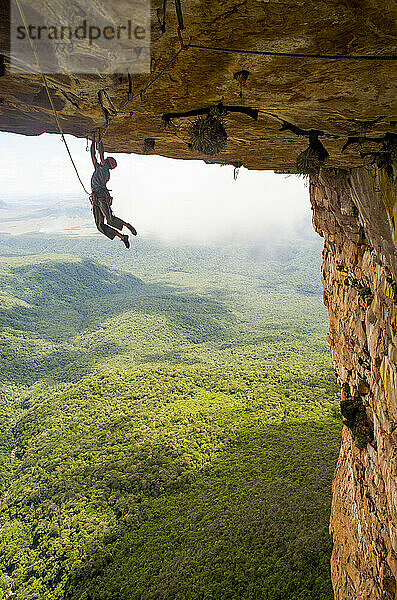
[91,160,110,196]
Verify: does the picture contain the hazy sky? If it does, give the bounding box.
[0,132,312,244]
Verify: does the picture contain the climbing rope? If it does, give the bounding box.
[98,47,184,142]
[98,26,396,138]
[14,0,90,195]
[14,0,397,154]
[174,0,396,61]
[174,0,397,60]
[187,42,397,61]
[99,0,397,142]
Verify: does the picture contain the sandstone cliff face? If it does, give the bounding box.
[311,168,397,600]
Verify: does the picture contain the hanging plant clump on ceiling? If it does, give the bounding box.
[162,102,258,157]
[296,132,329,176]
[364,133,397,178]
[143,138,155,154]
[188,107,228,156]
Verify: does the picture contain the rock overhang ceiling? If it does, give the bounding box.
[0,0,396,172]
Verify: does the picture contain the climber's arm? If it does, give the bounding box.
[97,138,105,165]
[90,138,97,166]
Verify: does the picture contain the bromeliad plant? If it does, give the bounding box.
[162,102,259,156]
[143,138,155,154]
[296,132,329,176]
[189,108,227,156]
[366,133,397,178]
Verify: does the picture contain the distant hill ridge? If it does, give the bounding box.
[0,254,143,309]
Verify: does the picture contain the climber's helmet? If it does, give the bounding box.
[105,157,117,169]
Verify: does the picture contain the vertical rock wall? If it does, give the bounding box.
[310,168,397,600]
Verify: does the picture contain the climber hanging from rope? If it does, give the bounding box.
[90,131,137,248]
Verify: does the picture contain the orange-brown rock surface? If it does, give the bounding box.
[311,168,397,600]
[0,1,397,598]
[0,0,396,171]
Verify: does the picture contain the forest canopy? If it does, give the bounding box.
[0,234,340,600]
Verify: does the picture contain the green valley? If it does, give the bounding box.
[0,233,341,600]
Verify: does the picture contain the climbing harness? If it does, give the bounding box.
[14,0,90,195]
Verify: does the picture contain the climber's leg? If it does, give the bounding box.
[93,200,130,247]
